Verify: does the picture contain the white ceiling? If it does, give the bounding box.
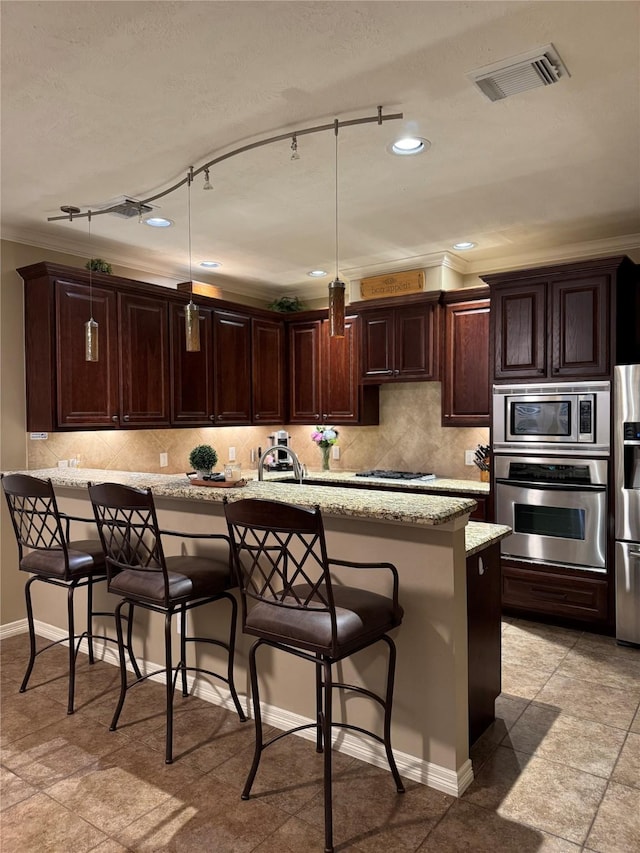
[2,1,639,301]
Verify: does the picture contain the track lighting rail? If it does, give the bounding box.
[48,106,403,222]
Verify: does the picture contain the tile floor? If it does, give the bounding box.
[1,618,639,852]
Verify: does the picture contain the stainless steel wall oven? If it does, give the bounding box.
[495,455,608,572]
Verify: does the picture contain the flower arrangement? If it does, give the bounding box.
[311,426,339,448]
[311,426,339,471]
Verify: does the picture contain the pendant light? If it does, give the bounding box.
[328,120,345,338]
[184,168,201,352]
[84,210,99,361]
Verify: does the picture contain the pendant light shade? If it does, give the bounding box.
[184,170,201,352]
[184,298,201,352]
[328,278,345,338]
[84,317,99,361]
[328,121,345,337]
[84,211,99,362]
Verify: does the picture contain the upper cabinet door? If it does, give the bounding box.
[551,275,609,377]
[360,310,395,381]
[492,283,547,380]
[252,317,285,424]
[442,296,490,427]
[119,293,170,426]
[288,320,322,423]
[56,281,119,428]
[170,302,215,425]
[394,302,440,381]
[321,316,360,423]
[213,310,252,424]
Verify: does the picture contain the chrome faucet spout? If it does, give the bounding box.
[258,445,304,484]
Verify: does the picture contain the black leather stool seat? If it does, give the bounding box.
[20,539,105,579]
[246,584,403,657]
[108,555,231,606]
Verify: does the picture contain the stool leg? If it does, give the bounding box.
[381,636,405,793]
[165,610,175,764]
[223,592,246,722]
[241,639,264,800]
[86,577,95,666]
[125,602,142,679]
[19,575,38,695]
[179,604,188,698]
[322,658,334,853]
[109,599,130,733]
[66,581,77,714]
[315,656,323,753]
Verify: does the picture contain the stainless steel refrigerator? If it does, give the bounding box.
[614,364,640,646]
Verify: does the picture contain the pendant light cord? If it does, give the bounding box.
[88,210,93,320]
[187,169,193,293]
[334,120,339,279]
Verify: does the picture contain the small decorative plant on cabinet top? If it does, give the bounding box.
[189,444,218,479]
[311,426,339,471]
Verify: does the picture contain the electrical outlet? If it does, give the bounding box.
[159,452,168,468]
[332,445,340,460]
[57,459,69,468]
[465,450,475,466]
[228,446,236,461]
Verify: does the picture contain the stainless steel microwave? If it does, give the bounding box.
[493,381,611,456]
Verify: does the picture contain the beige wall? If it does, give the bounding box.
[1,239,488,628]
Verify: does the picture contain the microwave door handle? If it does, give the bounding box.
[494,479,606,492]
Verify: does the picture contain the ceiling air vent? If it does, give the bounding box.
[106,197,154,219]
[468,44,570,102]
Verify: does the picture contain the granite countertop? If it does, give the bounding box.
[263,469,491,496]
[5,468,510,552]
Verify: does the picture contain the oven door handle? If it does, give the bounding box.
[495,478,606,492]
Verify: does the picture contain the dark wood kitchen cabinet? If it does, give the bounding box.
[252,317,285,424]
[21,264,170,430]
[441,288,490,427]
[54,280,119,428]
[355,292,441,383]
[484,256,636,382]
[288,314,378,425]
[119,292,171,427]
[212,310,252,425]
[170,303,215,425]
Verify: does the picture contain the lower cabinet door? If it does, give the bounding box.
[502,562,609,623]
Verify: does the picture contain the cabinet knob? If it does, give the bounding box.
[322,413,328,419]
[111,415,119,423]
[217,415,223,421]
[315,414,320,420]
[478,556,485,576]
[255,414,260,420]
[123,414,130,422]
[394,369,400,376]
[209,415,215,421]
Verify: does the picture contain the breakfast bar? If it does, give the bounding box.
[6,468,510,796]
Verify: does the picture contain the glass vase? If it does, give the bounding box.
[320,445,331,471]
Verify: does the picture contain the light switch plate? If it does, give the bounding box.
[465,450,475,466]
[229,446,236,461]
[159,452,168,467]
[332,445,340,460]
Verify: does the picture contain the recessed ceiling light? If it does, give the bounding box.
[200,261,221,268]
[389,137,431,156]
[144,217,173,228]
[307,269,328,277]
[452,241,477,250]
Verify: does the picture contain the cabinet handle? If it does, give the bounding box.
[209,415,215,421]
[123,414,130,422]
[394,369,400,376]
[315,414,320,421]
[111,415,119,423]
[217,415,223,421]
[478,557,485,576]
[322,413,328,419]
[255,414,260,420]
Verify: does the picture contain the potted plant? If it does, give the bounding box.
[85,258,113,274]
[189,444,218,479]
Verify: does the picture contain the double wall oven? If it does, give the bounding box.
[493,382,611,576]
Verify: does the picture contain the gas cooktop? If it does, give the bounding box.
[356,469,436,481]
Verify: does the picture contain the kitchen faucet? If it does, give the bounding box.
[258,445,304,484]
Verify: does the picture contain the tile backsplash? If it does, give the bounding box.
[27,383,489,481]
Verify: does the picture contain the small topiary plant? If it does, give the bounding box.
[85,258,113,274]
[189,444,218,474]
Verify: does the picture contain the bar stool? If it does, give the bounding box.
[223,497,405,853]
[1,473,138,714]
[88,482,247,763]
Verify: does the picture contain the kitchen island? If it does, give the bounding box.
[4,468,509,797]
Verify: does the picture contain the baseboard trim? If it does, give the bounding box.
[0,621,473,797]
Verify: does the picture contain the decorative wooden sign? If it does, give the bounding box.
[359,269,425,300]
